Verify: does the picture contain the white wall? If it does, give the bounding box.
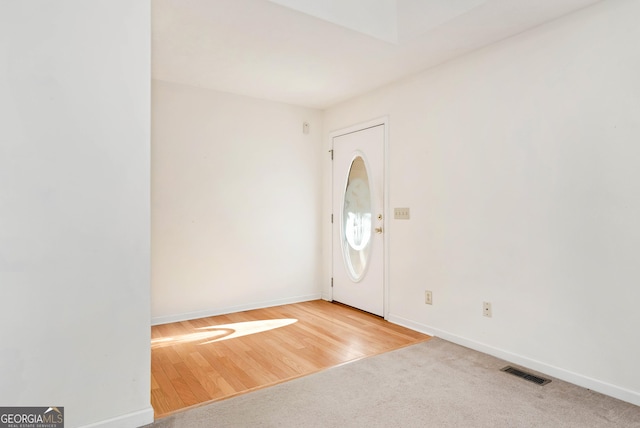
[323,0,640,405]
[0,1,152,427]
[152,81,323,324]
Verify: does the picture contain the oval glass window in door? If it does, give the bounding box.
[342,155,372,281]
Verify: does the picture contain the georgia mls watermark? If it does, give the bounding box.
[0,407,64,428]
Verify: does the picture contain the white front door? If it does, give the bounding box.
[332,124,385,316]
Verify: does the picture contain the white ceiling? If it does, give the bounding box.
[152,0,602,109]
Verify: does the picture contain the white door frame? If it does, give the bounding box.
[330,116,389,319]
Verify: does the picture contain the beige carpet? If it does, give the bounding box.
[148,338,640,427]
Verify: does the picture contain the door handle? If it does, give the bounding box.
[375,227,383,234]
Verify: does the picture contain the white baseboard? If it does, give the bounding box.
[387,313,640,408]
[80,406,154,428]
[151,294,322,326]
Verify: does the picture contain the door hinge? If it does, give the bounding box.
[329,149,333,160]
[331,277,334,288]
[331,214,333,223]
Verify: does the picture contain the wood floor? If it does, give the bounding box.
[150,300,431,418]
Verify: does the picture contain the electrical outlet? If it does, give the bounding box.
[425,290,433,305]
[483,301,492,317]
[394,207,410,220]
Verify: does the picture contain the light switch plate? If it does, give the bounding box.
[394,207,410,220]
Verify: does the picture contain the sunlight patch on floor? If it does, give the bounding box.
[151,319,298,348]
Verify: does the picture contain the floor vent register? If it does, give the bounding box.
[501,366,552,386]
